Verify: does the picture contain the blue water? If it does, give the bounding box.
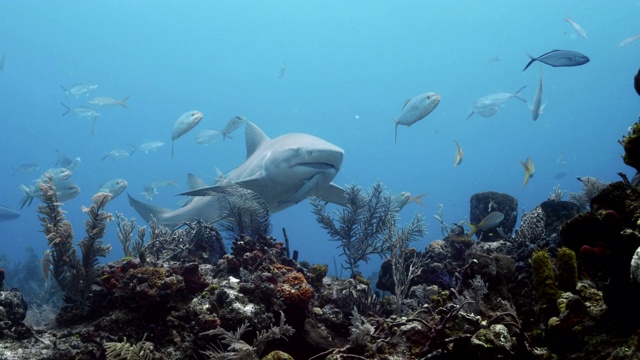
[1,1,638,278]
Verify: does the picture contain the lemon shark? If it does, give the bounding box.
[128,122,347,227]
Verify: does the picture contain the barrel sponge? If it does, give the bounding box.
[557,247,578,292]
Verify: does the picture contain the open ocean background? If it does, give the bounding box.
[1,1,639,279]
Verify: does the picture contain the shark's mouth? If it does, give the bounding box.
[297,162,337,170]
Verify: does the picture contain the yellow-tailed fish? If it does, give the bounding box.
[454,140,463,167]
[521,157,535,189]
[466,211,505,237]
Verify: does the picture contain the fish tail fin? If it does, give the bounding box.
[91,118,97,135]
[171,140,175,158]
[60,86,68,100]
[393,118,398,144]
[411,193,427,206]
[465,111,475,120]
[513,85,527,102]
[127,193,171,225]
[464,221,478,237]
[11,166,16,177]
[60,103,71,116]
[128,144,136,156]
[18,184,33,209]
[523,53,535,71]
[119,95,131,109]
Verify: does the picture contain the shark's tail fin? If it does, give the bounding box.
[127,193,171,224]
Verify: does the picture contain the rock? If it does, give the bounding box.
[469,191,518,241]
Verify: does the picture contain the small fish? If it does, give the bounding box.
[11,163,40,176]
[529,66,545,121]
[485,55,500,66]
[554,172,567,180]
[195,129,222,145]
[171,110,204,158]
[617,35,640,48]
[466,211,505,237]
[0,204,20,222]
[556,155,567,165]
[564,16,588,39]
[140,180,178,201]
[0,52,5,71]
[151,180,178,188]
[523,50,590,71]
[466,86,526,120]
[141,184,158,201]
[394,192,426,210]
[60,83,98,99]
[65,157,81,171]
[219,115,247,141]
[453,140,463,167]
[102,148,134,161]
[521,157,535,189]
[133,140,165,154]
[88,95,131,109]
[99,178,128,200]
[61,103,101,134]
[393,92,441,144]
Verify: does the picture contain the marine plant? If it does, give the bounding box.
[311,181,398,278]
[214,180,272,240]
[115,212,146,258]
[531,249,560,321]
[104,334,154,360]
[199,311,294,359]
[37,175,112,310]
[381,214,427,315]
[557,247,578,292]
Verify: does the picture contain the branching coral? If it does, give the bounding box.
[115,212,146,258]
[382,214,427,314]
[37,176,112,309]
[311,181,398,278]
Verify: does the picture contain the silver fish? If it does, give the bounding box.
[529,67,545,121]
[102,148,134,161]
[99,178,128,200]
[89,95,131,108]
[141,184,158,201]
[60,83,98,99]
[393,92,441,144]
[466,86,526,119]
[523,50,590,71]
[61,103,101,134]
[134,140,165,154]
[195,129,222,145]
[564,16,587,39]
[220,115,246,141]
[12,163,40,176]
[617,35,640,48]
[171,110,203,158]
[39,167,72,182]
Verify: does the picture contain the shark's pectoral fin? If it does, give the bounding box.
[312,182,347,206]
[127,193,172,223]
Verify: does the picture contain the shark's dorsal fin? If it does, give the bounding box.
[245,122,270,159]
[187,173,208,190]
